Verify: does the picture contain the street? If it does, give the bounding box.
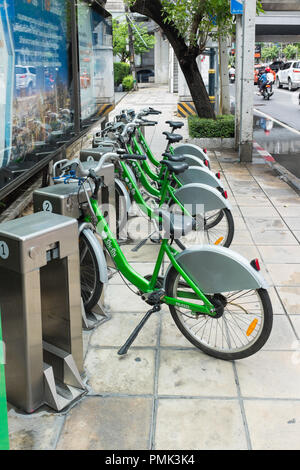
[231,83,300,179]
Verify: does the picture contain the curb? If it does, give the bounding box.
[253,141,300,192]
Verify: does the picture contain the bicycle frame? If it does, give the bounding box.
[87,197,215,316]
[117,155,192,218]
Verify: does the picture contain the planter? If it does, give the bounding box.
[186,137,235,150]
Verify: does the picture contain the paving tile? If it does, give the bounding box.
[228,244,261,260]
[262,314,297,350]
[293,231,300,243]
[104,284,157,313]
[233,195,272,207]
[252,230,298,246]
[84,347,155,394]
[90,312,159,348]
[231,216,248,231]
[258,245,300,264]
[158,350,237,397]
[108,262,157,285]
[267,264,300,287]
[277,206,300,218]
[57,397,152,450]
[155,399,247,450]
[268,287,285,314]
[276,287,300,315]
[83,330,92,359]
[160,312,194,348]
[231,230,254,245]
[289,315,300,339]
[284,218,300,231]
[121,243,161,262]
[245,217,288,232]
[239,206,279,218]
[268,196,300,207]
[236,351,300,399]
[245,400,300,450]
[8,412,64,450]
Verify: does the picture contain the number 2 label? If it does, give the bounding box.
[43,200,53,212]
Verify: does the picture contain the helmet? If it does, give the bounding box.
[265,67,271,72]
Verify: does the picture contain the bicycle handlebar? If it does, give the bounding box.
[60,151,147,179]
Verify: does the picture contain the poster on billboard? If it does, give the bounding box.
[0,0,73,182]
[77,0,114,122]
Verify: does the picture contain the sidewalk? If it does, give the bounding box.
[7,85,300,450]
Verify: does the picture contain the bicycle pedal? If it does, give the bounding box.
[141,289,165,305]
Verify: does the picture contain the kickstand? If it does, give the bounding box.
[118,304,161,355]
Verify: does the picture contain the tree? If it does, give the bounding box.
[127,0,263,119]
[283,44,298,60]
[112,17,156,62]
[261,45,279,62]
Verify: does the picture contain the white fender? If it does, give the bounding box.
[173,144,210,165]
[174,183,231,213]
[165,245,268,293]
[178,166,224,190]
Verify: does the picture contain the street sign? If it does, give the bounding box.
[231,0,244,15]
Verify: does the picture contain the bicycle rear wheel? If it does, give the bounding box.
[165,267,273,361]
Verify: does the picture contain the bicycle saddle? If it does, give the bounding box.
[162,132,183,144]
[161,160,188,175]
[166,120,184,130]
[154,208,194,238]
[162,152,186,163]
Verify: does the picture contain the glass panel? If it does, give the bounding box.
[77,0,114,125]
[0,0,73,192]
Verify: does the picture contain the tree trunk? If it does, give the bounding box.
[130,0,216,119]
[179,53,215,119]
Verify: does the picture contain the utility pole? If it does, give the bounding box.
[125,5,138,91]
[219,35,231,115]
[235,0,256,162]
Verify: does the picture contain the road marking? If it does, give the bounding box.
[254,108,300,137]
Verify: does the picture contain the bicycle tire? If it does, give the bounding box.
[174,208,234,250]
[79,230,103,312]
[165,266,273,361]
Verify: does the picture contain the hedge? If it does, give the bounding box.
[114,62,130,86]
[188,114,235,138]
[122,75,134,91]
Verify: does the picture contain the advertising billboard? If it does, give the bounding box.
[77,0,114,122]
[0,0,73,187]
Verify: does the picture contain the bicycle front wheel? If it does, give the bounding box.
[79,231,103,312]
[165,267,273,361]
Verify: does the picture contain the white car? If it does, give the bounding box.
[276,61,300,91]
[15,65,36,96]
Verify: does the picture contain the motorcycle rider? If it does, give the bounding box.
[258,67,273,95]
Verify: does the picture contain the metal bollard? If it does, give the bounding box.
[0,212,86,413]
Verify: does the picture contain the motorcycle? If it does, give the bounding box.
[229,70,235,83]
[261,82,274,100]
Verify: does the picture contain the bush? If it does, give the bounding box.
[122,75,134,91]
[188,114,235,139]
[114,62,130,86]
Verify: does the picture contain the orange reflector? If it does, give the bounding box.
[214,237,224,245]
[246,319,258,337]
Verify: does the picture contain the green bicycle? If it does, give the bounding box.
[91,121,234,249]
[59,152,273,361]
